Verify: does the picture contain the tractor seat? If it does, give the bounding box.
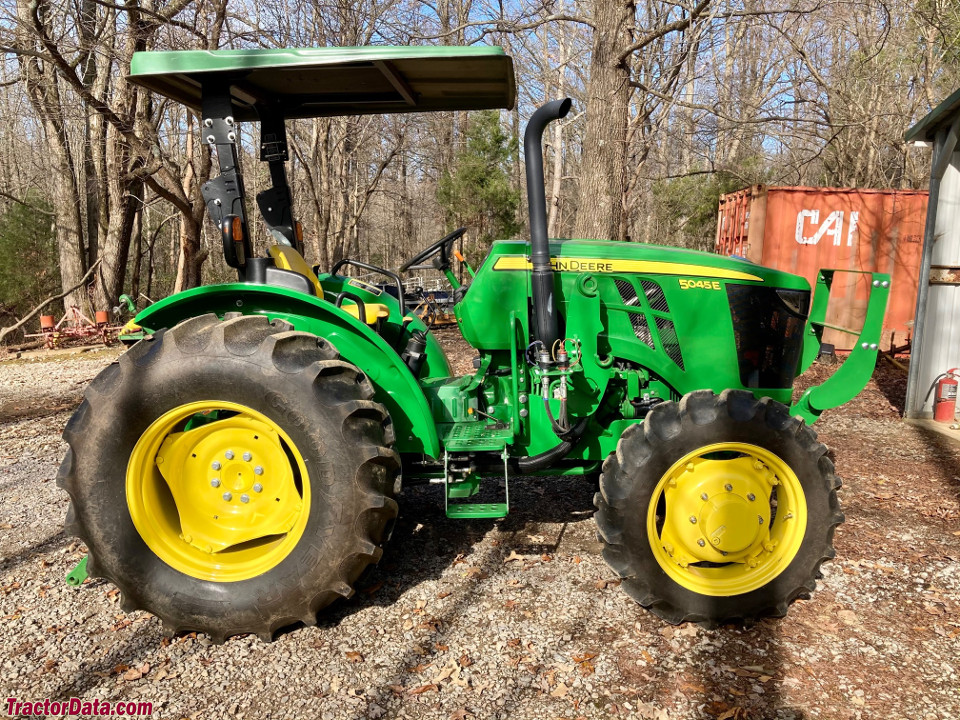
[268,245,389,325]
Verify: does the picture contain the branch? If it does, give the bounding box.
[0,259,102,344]
[0,190,54,216]
[629,77,841,128]
[617,0,713,63]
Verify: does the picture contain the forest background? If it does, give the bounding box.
[0,0,956,336]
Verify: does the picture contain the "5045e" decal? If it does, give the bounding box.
[678,278,722,290]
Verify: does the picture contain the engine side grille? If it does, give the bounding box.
[629,312,655,348]
[615,279,639,306]
[654,317,684,370]
[641,280,670,313]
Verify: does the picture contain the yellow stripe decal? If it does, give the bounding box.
[492,256,762,282]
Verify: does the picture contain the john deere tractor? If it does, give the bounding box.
[59,47,889,641]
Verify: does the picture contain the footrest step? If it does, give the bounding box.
[446,503,508,519]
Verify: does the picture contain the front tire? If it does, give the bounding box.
[595,389,842,625]
[58,314,400,642]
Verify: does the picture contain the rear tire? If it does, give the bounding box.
[58,314,400,642]
[594,389,842,625]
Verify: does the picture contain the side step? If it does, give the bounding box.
[444,448,509,519]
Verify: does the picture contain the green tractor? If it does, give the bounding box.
[59,46,889,641]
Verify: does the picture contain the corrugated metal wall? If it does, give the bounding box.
[908,150,960,416]
[716,185,928,350]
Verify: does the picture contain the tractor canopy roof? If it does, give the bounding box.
[129,46,516,121]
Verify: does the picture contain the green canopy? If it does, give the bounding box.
[129,46,516,120]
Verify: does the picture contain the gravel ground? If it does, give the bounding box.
[1,342,958,720]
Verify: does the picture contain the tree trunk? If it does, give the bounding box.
[573,0,634,241]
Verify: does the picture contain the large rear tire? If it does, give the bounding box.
[595,389,841,625]
[58,314,400,642]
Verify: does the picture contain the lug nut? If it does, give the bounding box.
[222,492,233,501]
[724,483,733,492]
[689,516,697,524]
[685,462,695,472]
[697,539,706,547]
[254,466,264,475]
[253,483,263,493]
[210,479,221,488]
[241,494,250,503]
[747,493,756,501]
[212,461,222,471]
[243,452,252,462]
[700,493,709,501]
[758,516,764,525]
[225,450,234,460]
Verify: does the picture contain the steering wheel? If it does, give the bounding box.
[399,227,467,273]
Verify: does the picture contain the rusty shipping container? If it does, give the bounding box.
[715,185,928,350]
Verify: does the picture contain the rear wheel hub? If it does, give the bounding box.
[127,401,311,582]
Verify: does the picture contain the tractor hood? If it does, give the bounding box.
[486,239,811,290]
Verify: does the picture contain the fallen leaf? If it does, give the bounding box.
[407,683,439,696]
[572,652,597,664]
[541,554,553,562]
[450,709,474,720]
[459,653,473,668]
[362,581,385,595]
[407,662,433,674]
[595,578,621,590]
[345,651,363,663]
[551,682,569,698]
[504,600,518,610]
[504,550,524,563]
[435,642,449,652]
[437,591,452,599]
[463,567,488,579]
[432,664,456,684]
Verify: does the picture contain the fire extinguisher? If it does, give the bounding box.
[933,368,959,423]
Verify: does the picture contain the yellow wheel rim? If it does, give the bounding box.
[126,401,311,582]
[646,442,807,597]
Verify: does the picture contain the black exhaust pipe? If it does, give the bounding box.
[524,98,572,363]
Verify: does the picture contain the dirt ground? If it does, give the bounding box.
[0,338,958,720]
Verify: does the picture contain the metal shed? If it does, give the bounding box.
[904,90,960,418]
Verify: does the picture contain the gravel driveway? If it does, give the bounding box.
[1,345,958,720]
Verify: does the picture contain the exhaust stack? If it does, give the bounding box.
[524,98,572,361]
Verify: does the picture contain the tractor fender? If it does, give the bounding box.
[132,283,440,457]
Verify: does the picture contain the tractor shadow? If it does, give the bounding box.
[316,475,803,719]
[317,474,602,623]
